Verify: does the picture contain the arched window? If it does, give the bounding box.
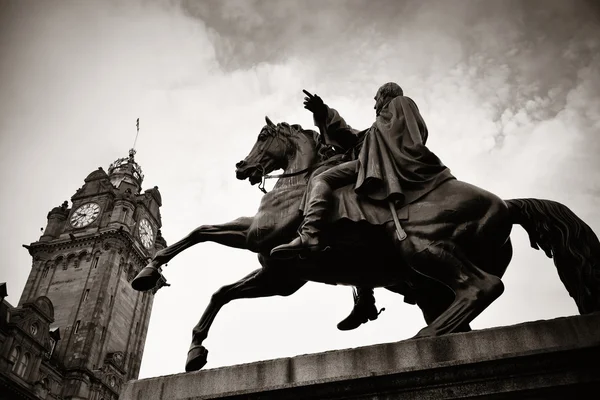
[42,260,52,279]
[15,352,29,377]
[55,256,64,270]
[49,337,57,356]
[91,255,100,269]
[9,346,20,370]
[66,254,75,270]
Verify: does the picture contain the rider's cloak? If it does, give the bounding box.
[356,95,454,204]
[315,95,455,225]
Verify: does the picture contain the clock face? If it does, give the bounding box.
[138,218,154,249]
[70,203,100,228]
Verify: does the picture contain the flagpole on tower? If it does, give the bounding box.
[134,118,140,149]
[130,118,140,160]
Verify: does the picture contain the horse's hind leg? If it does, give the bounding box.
[411,241,504,338]
[386,279,471,333]
[186,266,306,372]
[417,281,472,333]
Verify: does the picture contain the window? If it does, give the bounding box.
[9,346,20,370]
[92,256,100,269]
[74,320,80,334]
[83,289,90,302]
[41,267,49,279]
[15,353,29,377]
[49,338,56,356]
[135,322,139,333]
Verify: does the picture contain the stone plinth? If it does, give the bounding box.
[120,313,600,399]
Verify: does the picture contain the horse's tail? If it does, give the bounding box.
[506,198,600,314]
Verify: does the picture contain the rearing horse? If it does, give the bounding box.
[132,118,600,372]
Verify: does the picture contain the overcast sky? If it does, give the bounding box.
[1,0,599,380]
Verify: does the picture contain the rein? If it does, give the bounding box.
[257,156,341,194]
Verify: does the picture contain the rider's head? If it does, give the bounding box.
[374,82,403,115]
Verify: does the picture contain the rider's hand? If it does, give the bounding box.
[303,90,327,121]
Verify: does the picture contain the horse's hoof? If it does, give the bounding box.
[131,266,161,292]
[185,345,208,372]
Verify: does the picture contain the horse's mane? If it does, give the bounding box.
[266,122,327,162]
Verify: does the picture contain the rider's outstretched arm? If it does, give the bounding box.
[303,89,362,151]
[321,106,364,151]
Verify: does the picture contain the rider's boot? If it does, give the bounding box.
[337,287,382,331]
[270,180,331,259]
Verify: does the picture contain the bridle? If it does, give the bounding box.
[252,123,344,194]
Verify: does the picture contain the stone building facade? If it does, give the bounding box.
[0,150,167,400]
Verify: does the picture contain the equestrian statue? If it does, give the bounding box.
[131,82,600,372]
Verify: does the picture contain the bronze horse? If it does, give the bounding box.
[132,118,600,372]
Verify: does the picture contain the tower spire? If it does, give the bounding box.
[108,118,144,191]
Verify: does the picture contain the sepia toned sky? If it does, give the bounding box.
[1,0,599,379]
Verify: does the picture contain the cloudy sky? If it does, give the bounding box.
[1,0,599,380]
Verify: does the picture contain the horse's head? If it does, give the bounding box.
[236,116,305,185]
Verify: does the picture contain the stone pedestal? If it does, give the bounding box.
[120,313,600,399]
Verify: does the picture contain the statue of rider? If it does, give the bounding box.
[271,82,455,330]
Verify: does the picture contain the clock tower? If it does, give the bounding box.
[15,149,167,399]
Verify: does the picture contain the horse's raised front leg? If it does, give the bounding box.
[131,217,253,291]
[156,216,254,264]
[186,262,306,372]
